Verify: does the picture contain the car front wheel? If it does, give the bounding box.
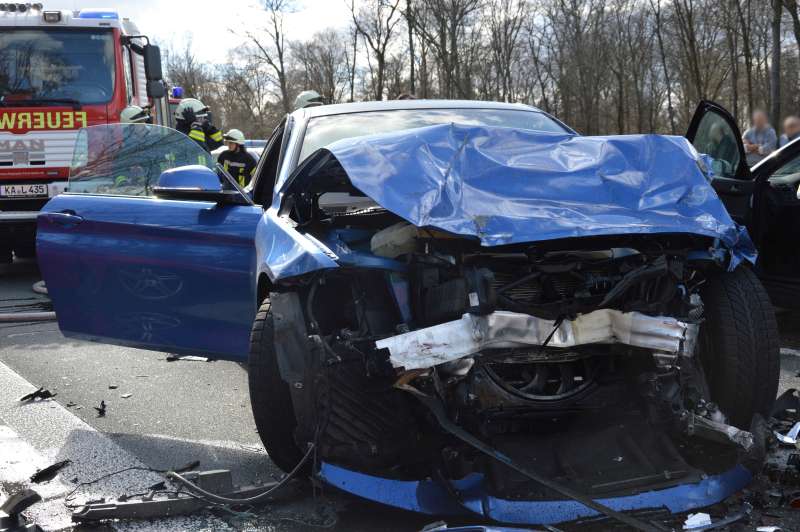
[248,300,306,474]
[699,266,780,428]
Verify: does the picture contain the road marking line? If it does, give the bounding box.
[0,360,235,531]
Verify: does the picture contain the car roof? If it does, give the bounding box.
[294,99,546,120]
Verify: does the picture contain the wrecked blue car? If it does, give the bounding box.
[38,100,796,527]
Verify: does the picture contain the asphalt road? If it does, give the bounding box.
[0,258,434,531]
[3,256,800,531]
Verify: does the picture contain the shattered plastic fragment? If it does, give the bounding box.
[774,422,800,445]
[683,513,712,529]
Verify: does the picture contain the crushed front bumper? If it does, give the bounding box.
[376,309,700,370]
[319,462,751,525]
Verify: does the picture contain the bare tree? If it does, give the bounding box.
[292,30,350,104]
[247,0,293,113]
[349,0,403,100]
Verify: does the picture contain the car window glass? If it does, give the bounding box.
[299,108,569,162]
[252,119,286,205]
[69,124,214,197]
[770,150,800,179]
[690,112,743,179]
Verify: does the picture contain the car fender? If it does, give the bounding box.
[255,208,339,284]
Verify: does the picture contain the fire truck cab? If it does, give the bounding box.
[0,3,164,260]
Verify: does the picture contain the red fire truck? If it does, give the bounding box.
[0,3,166,261]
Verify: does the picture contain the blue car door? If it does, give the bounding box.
[36,124,262,360]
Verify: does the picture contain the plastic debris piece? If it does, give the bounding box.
[108,384,118,389]
[19,387,56,402]
[120,393,132,399]
[771,388,800,418]
[30,459,71,483]
[166,354,210,362]
[756,527,782,532]
[683,513,712,529]
[94,400,106,417]
[774,422,800,445]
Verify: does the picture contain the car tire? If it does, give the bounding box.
[699,266,780,428]
[248,299,307,474]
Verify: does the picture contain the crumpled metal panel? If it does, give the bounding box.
[316,124,756,270]
[375,309,699,370]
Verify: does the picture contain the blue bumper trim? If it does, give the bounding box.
[319,462,751,525]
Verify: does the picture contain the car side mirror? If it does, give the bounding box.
[153,165,246,204]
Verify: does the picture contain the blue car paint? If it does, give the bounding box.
[319,462,752,526]
[255,209,339,284]
[38,194,262,360]
[296,124,756,271]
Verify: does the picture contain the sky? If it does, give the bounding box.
[46,0,354,64]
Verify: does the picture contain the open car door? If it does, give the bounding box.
[37,124,263,360]
[686,100,800,308]
[685,100,753,224]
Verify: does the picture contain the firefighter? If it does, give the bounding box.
[218,129,257,187]
[173,98,223,152]
[120,105,152,124]
[293,90,324,110]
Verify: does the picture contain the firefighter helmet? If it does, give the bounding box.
[174,98,208,121]
[223,129,246,145]
[120,105,150,124]
[293,90,324,110]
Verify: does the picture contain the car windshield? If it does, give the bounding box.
[0,29,115,105]
[69,124,215,196]
[299,108,570,161]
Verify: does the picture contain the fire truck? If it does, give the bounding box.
[0,3,166,261]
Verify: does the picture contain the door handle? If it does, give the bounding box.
[42,211,84,227]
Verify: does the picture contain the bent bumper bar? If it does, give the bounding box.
[319,462,750,525]
[376,309,699,370]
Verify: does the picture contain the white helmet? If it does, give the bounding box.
[223,129,246,145]
[174,98,208,121]
[120,105,150,124]
[293,90,323,110]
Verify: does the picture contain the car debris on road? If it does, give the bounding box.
[29,460,71,484]
[17,387,55,403]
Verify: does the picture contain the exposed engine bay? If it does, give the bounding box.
[271,213,757,504]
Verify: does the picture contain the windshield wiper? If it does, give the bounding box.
[0,97,82,109]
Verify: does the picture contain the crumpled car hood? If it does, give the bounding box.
[299,123,755,268]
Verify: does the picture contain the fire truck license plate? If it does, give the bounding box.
[0,184,48,197]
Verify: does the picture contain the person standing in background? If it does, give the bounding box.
[779,115,800,148]
[742,110,777,166]
[218,129,257,187]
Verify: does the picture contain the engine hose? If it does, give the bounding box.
[32,281,48,295]
[0,311,56,322]
[166,443,314,505]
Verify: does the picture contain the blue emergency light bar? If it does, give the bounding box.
[77,9,118,19]
[171,87,184,99]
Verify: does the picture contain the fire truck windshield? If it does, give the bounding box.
[0,28,115,106]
